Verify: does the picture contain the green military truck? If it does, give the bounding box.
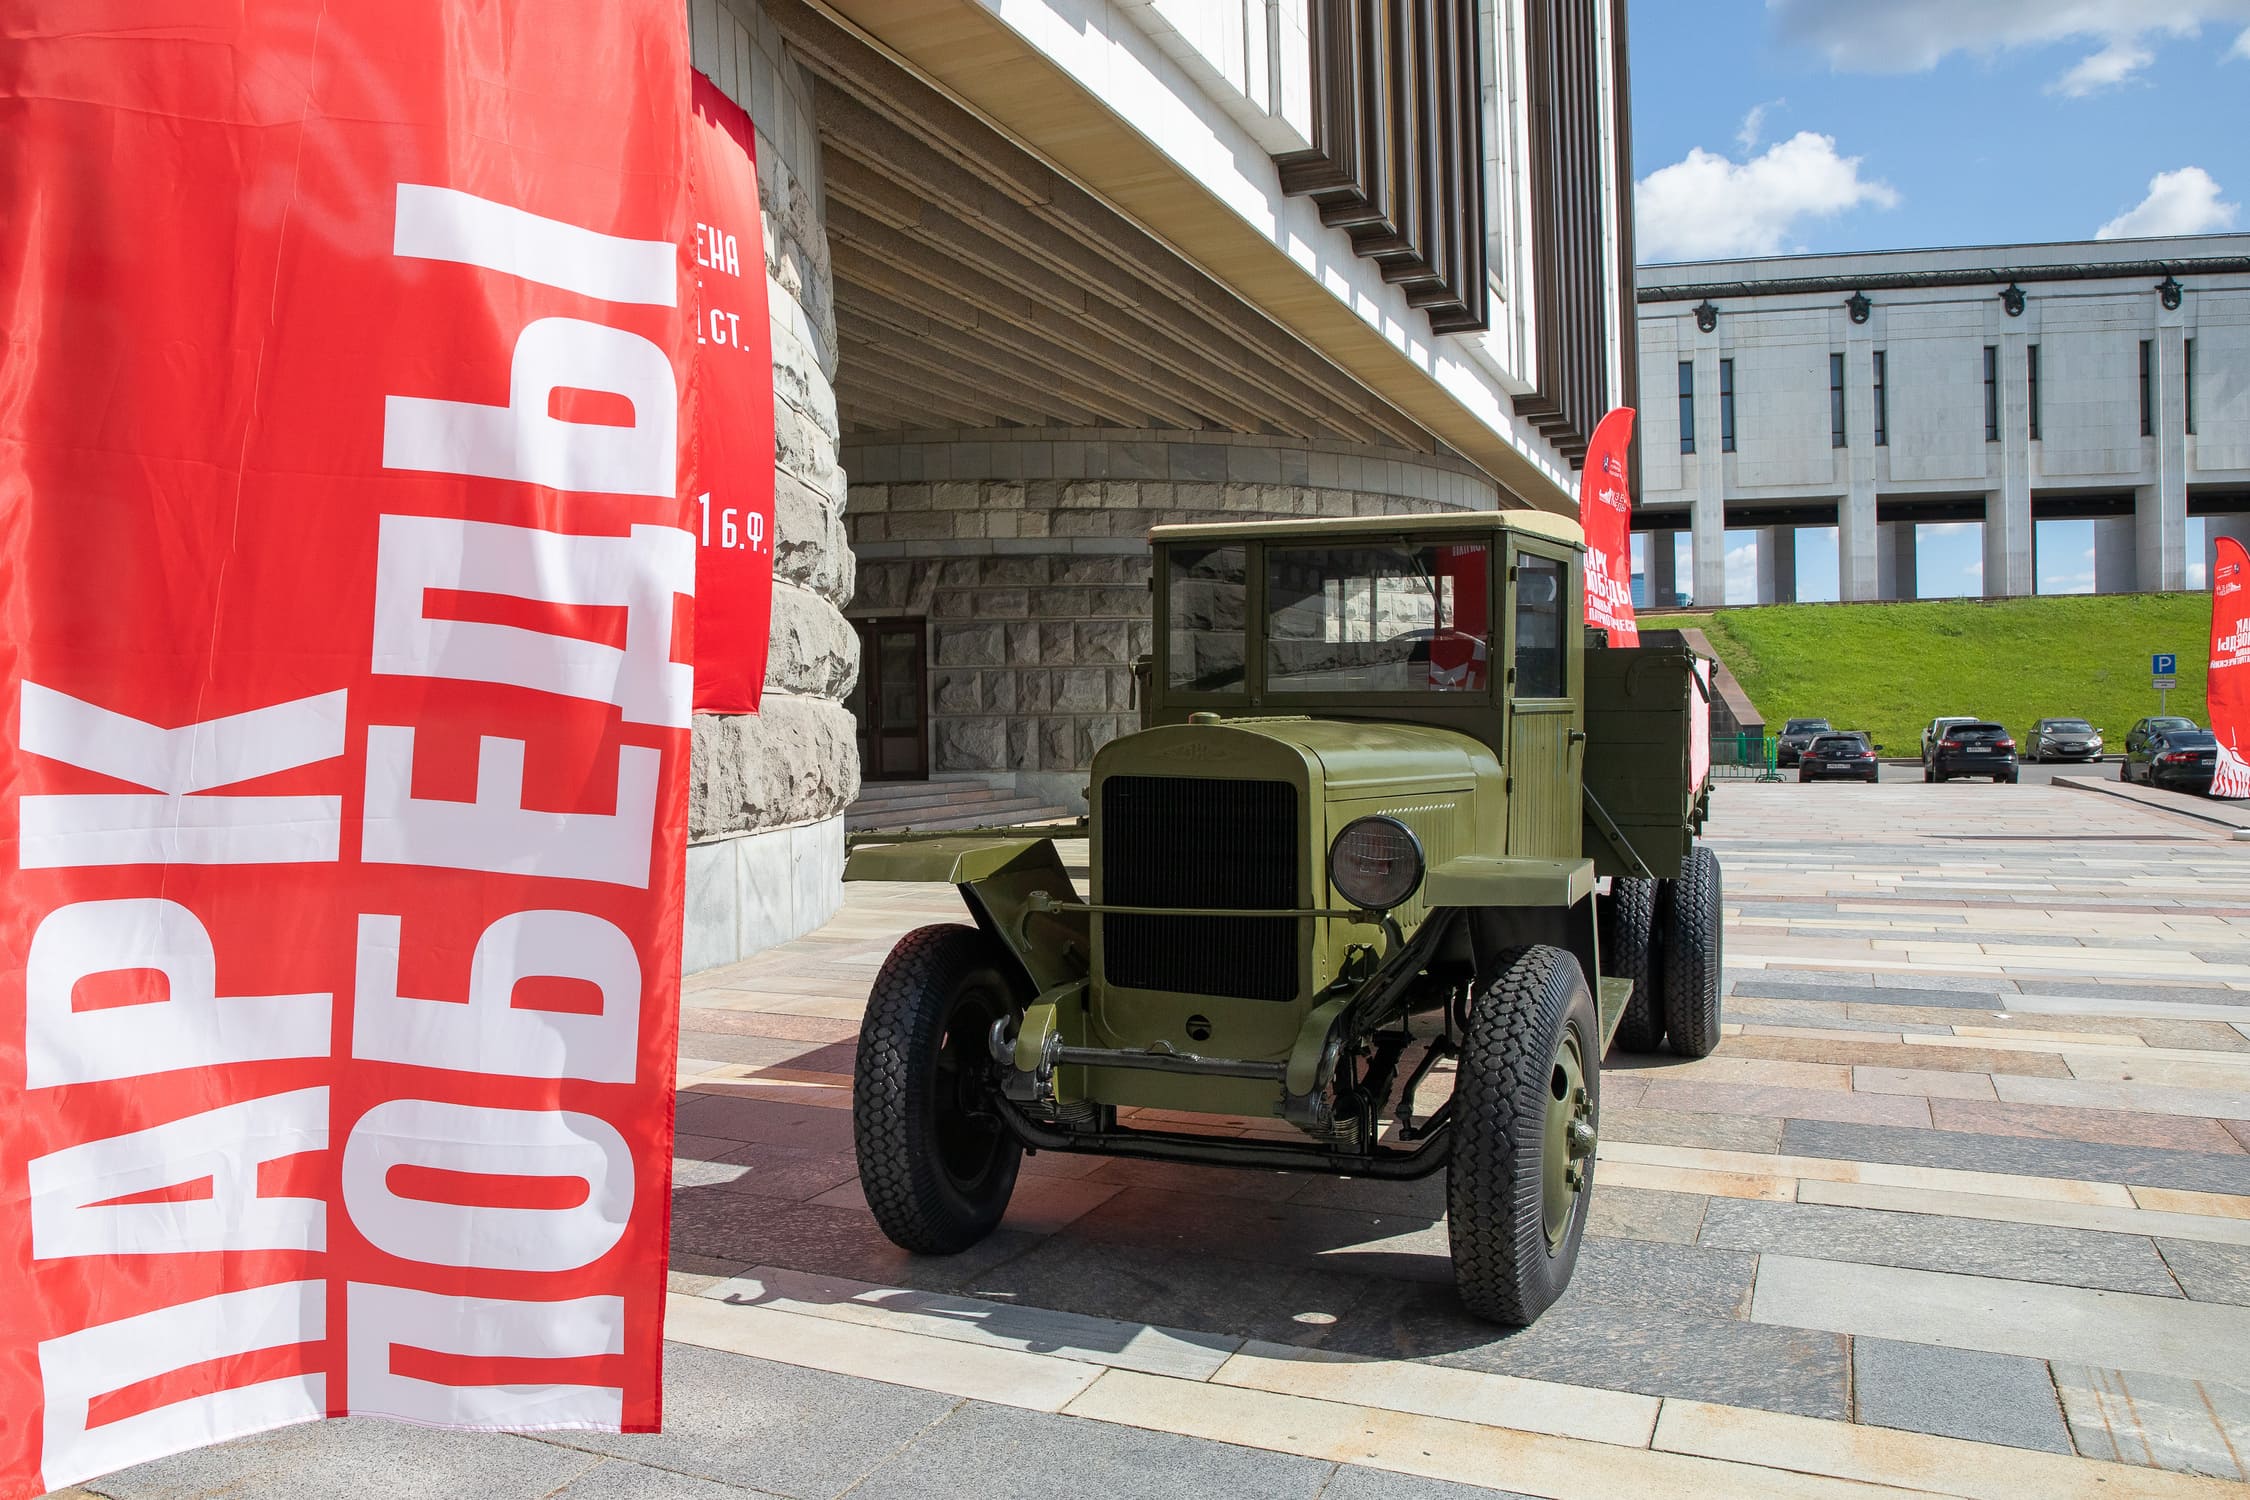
[843,511,1719,1324]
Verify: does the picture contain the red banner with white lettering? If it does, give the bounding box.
[1580,408,1639,646]
[0,4,693,1494]
[2209,537,2250,798]
[688,75,777,714]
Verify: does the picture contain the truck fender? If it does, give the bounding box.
[845,836,1088,999]
[1422,855,1595,910]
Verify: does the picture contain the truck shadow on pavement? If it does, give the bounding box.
[665,1040,1755,1383]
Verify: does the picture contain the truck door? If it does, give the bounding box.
[1505,544,1583,857]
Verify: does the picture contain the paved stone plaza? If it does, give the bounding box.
[80,781,2250,1499]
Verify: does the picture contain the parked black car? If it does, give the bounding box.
[1776,717,1834,767]
[2028,717,2104,763]
[2123,716,2197,759]
[1925,722,2019,783]
[2123,727,2220,794]
[1799,732,1880,783]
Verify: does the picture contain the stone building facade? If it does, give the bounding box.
[1636,237,2250,605]
[678,0,1638,967]
[681,0,856,971]
[845,431,1500,808]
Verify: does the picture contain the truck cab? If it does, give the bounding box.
[843,511,1720,1325]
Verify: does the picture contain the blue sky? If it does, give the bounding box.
[1625,0,2250,603]
[1629,0,2250,263]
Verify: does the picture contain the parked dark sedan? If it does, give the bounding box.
[2124,716,2197,758]
[1799,732,1879,783]
[2028,717,2104,763]
[1926,722,2019,783]
[1776,717,1834,767]
[2123,727,2220,794]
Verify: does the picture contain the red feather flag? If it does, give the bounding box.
[2209,537,2250,798]
[0,3,696,1491]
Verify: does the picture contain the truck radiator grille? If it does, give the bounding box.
[1099,775,1299,1002]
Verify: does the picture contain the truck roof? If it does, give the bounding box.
[1150,509,1586,548]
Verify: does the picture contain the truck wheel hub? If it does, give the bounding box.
[1541,1032,1593,1251]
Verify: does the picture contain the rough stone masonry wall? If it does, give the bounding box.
[683,0,859,969]
[846,431,1498,808]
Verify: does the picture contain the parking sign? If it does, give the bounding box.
[2154,652,2178,677]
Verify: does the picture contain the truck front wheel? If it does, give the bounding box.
[853,924,1023,1255]
[1657,843,1724,1058]
[1449,944,1600,1326]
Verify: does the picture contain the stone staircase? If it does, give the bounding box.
[846,778,1078,833]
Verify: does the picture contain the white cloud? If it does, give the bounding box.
[2096,167,2241,240]
[1736,99,1785,153]
[1725,540,1758,605]
[2051,38,2153,95]
[1770,0,2250,93]
[1637,132,1899,262]
[2232,25,2250,59]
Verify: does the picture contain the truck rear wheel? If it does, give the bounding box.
[1600,877,1663,1053]
[1448,945,1600,1326]
[853,924,1022,1255]
[1657,843,1724,1058]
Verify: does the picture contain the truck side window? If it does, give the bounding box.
[1166,545,1248,692]
[1513,553,1565,699]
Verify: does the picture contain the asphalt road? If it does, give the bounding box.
[1780,756,2151,787]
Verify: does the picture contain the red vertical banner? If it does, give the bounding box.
[688,75,778,714]
[2209,537,2250,798]
[1580,408,1639,646]
[0,4,693,1495]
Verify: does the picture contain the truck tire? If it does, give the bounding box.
[1657,843,1724,1059]
[853,924,1022,1255]
[1600,877,1663,1053]
[1449,944,1600,1326]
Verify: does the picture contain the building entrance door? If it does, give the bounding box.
[849,617,928,780]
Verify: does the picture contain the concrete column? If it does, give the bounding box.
[1690,321,1728,608]
[1889,522,1918,600]
[1840,312,1880,600]
[2143,320,2190,592]
[1757,525,1797,604]
[2093,516,2139,593]
[1988,325,2034,597]
[1651,529,1679,608]
[1692,495,1726,608]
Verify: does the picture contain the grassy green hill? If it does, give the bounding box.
[1647,593,2210,755]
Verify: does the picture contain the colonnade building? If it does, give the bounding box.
[681,0,1638,967]
[1633,236,2250,606]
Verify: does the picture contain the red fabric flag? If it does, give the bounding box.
[1580,408,1639,646]
[688,75,779,714]
[2209,537,2250,798]
[0,3,694,1493]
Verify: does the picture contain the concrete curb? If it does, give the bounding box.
[2052,774,2250,837]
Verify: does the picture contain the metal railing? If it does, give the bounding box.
[1711,732,1781,781]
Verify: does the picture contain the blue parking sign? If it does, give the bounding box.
[2153,652,2177,677]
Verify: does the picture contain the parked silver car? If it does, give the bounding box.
[2028,717,2104,763]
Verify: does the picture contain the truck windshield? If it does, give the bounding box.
[1264,541,1491,694]
[1166,544,1248,692]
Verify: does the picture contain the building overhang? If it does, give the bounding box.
[796,0,1583,513]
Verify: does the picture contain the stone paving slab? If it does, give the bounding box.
[89,1420,610,1500]
[1850,1339,2072,1454]
[2052,1364,2250,1481]
[1778,1117,2250,1196]
[2153,1237,2250,1304]
[1697,1198,2182,1296]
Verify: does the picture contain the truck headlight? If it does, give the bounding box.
[1329,816,1425,912]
